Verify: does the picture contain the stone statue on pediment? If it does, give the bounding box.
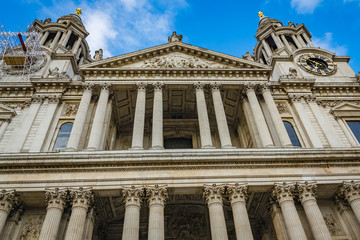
[168,31,183,43]
[94,49,103,61]
[288,21,296,27]
[243,52,255,61]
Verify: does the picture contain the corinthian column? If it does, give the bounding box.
[297,182,331,240]
[87,83,111,150]
[260,84,292,147]
[146,185,168,240]
[211,83,233,148]
[64,187,94,240]
[244,83,274,147]
[67,83,93,151]
[194,83,213,148]
[227,184,253,240]
[203,184,228,240]
[39,188,68,240]
[0,190,19,235]
[151,83,164,149]
[122,186,144,240]
[339,181,360,223]
[272,183,307,240]
[131,83,147,149]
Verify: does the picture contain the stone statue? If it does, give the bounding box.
[288,21,296,27]
[168,31,183,43]
[243,52,255,61]
[280,67,299,79]
[94,49,103,61]
[47,67,69,78]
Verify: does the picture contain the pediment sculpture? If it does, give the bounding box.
[141,54,230,69]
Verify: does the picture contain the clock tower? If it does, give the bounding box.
[253,13,357,83]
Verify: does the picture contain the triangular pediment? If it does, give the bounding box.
[81,42,270,70]
[329,102,360,118]
[0,104,16,119]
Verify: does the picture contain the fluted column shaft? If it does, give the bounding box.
[271,203,289,240]
[298,183,331,240]
[64,188,94,240]
[39,188,67,240]
[194,83,213,148]
[204,185,228,240]
[0,190,18,235]
[245,84,274,147]
[211,84,232,148]
[131,84,147,149]
[67,84,93,151]
[83,208,95,240]
[272,184,307,240]
[261,84,292,147]
[122,187,143,240]
[152,83,164,149]
[87,84,111,150]
[228,184,253,240]
[147,186,168,240]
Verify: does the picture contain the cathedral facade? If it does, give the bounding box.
[0,11,359,240]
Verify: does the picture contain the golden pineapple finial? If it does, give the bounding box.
[75,8,82,16]
[258,11,264,19]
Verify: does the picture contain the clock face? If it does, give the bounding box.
[298,54,336,76]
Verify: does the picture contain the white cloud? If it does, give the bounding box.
[35,0,187,58]
[291,0,323,14]
[312,32,348,56]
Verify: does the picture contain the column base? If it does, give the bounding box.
[222,145,235,149]
[201,145,216,149]
[129,147,144,150]
[85,147,97,151]
[64,147,77,152]
[150,146,164,150]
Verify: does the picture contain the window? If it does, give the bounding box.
[53,122,73,150]
[346,121,360,143]
[283,121,301,147]
[164,137,193,149]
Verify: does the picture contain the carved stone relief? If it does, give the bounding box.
[276,102,289,114]
[62,103,79,116]
[323,213,342,236]
[19,214,44,240]
[140,53,231,69]
[165,205,209,240]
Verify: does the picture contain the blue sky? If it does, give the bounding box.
[1,0,359,72]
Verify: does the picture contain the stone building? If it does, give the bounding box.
[0,10,359,240]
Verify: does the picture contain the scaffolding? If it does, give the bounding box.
[0,24,44,81]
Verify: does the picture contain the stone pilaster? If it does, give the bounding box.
[151,83,164,149]
[64,187,94,240]
[146,185,168,240]
[122,186,144,240]
[0,206,22,240]
[87,83,111,150]
[82,207,96,240]
[194,83,213,148]
[203,184,228,240]
[244,83,274,147]
[227,184,253,240]
[0,190,19,235]
[272,183,308,240]
[131,83,147,149]
[297,182,331,240]
[270,203,289,240]
[211,83,233,148]
[338,181,360,224]
[39,188,68,240]
[67,83,94,151]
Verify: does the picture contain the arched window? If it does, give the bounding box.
[53,122,73,150]
[283,121,301,147]
[346,121,360,143]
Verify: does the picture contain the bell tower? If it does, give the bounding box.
[254,11,314,65]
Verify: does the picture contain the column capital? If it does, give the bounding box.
[338,181,360,203]
[136,82,147,92]
[32,94,45,103]
[146,185,168,207]
[297,182,317,203]
[227,183,248,205]
[69,187,94,210]
[48,94,62,103]
[210,82,221,92]
[203,184,225,205]
[82,82,94,91]
[288,93,303,102]
[304,94,316,102]
[0,189,20,214]
[99,83,112,92]
[152,82,164,91]
[122,186,144,208]
[271,183,296,204]
[259,83,271,93]
[243,83,256,93]
[45,188,68,210]
[193,82,206,91]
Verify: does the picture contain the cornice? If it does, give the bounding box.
[0,148,359,174]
